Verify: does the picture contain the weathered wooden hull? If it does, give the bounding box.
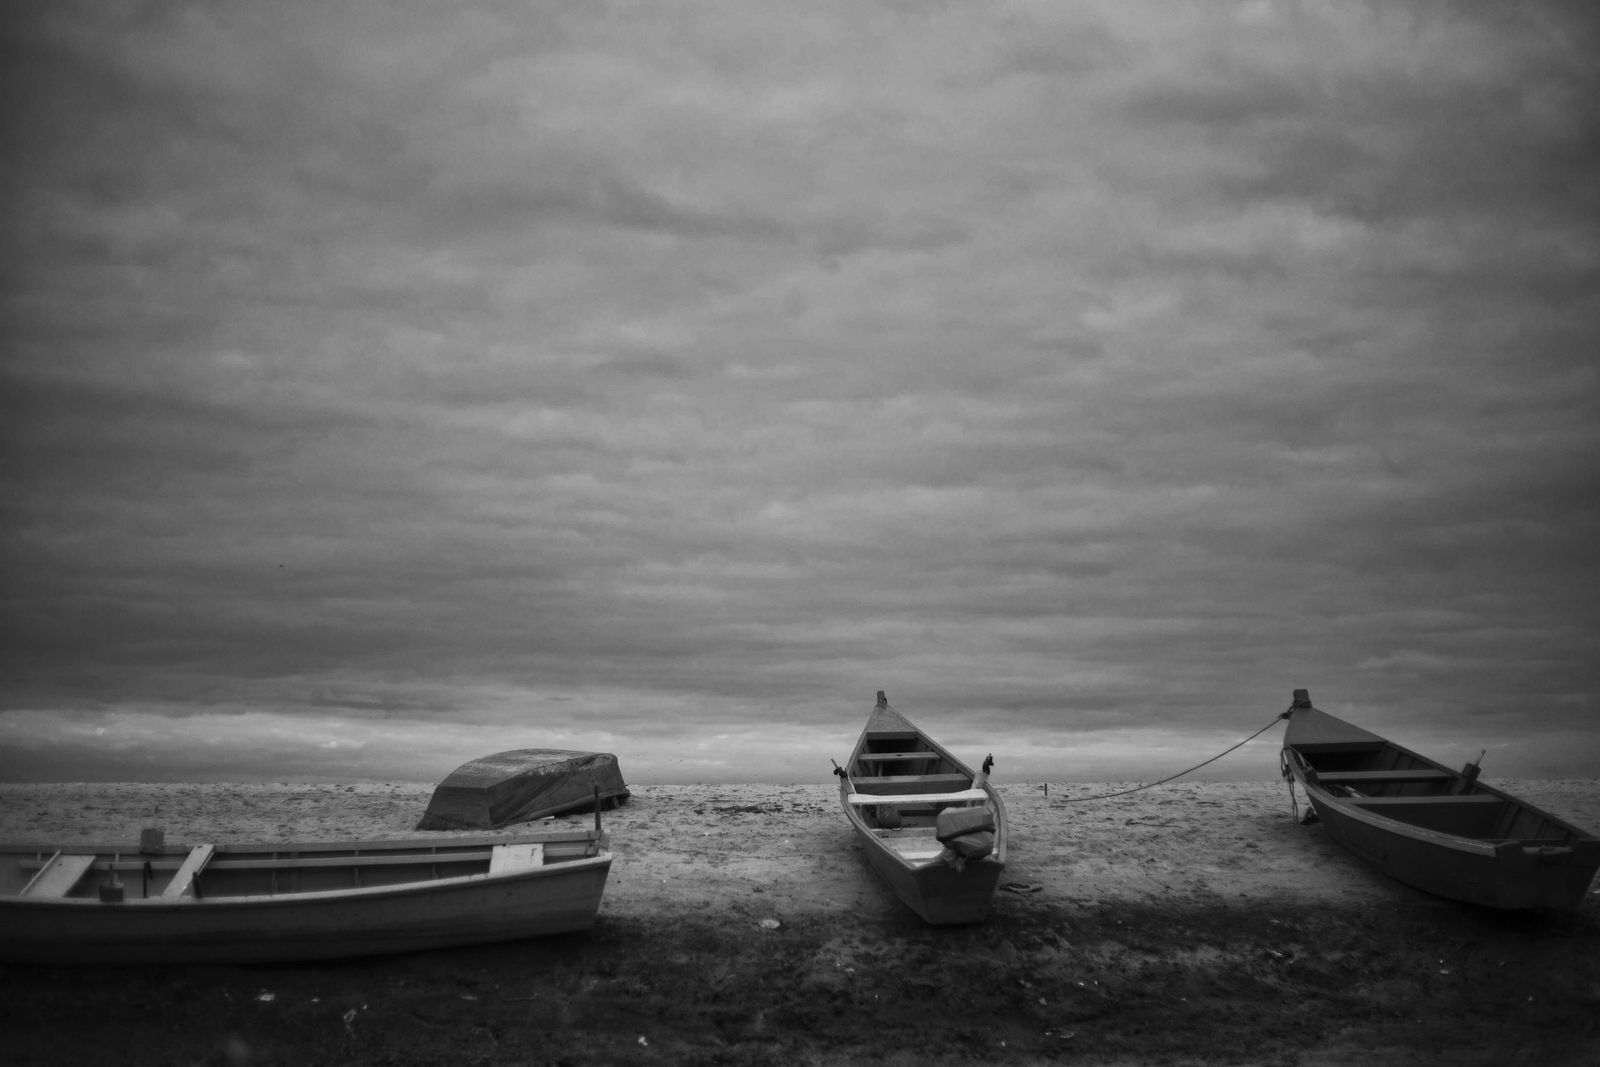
[417,749,630,830]
[1,831,612,965]
[1282,689,1600,910]
[850,825,1006,925]
[838,692,1007,925]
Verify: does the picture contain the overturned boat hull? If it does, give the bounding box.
[417,749,630,831]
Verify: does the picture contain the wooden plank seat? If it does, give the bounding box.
[162,844,216,899]
[489,842,545,873]
[21,853,97,897]
[857,752,940,764]
[849,773,970,793]
[1317,769,1453,784]
[1348,794,1501,807]
[848,788,987,806]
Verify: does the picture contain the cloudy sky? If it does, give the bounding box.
[2,2,1596,787]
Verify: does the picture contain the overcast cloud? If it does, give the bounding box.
[2,2,1597,786]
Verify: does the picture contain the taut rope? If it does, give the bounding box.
[1054,710,1292,803]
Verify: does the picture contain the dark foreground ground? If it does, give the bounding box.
[6,780,1598,1064]
[4,892,1597,1067]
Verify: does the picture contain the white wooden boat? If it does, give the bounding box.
[1283,688,1600,910]
[0,827,612,964]
[835,691,1008,925]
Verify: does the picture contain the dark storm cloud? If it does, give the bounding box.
[2,2,1597,784]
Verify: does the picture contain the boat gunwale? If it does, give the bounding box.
[2,828,605,859]
[1,851,614,910]
[3,829,612,908]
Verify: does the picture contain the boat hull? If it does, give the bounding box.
[1282,690,1600,910]
[1295,795,1593,910]
[849,819,1005,925]
[417,749,630,830]
[1,832,612,965]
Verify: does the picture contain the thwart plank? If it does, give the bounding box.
[22,854,96,898]
[847,788,987,806]
[162,844,216,899]
[490,842,545,873]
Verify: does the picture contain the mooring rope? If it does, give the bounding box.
[1282,749,1301,822]
[1053,710,1292,803]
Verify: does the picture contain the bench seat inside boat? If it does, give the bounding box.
[1347,793,1507,835]
[856,752,940,764]
[162,844,216,898]
[849,773,970,792]
[1316,769,1452,784]
[1348,794,1500,806]
[848,788,986,806]
[489,842,545,872]
[22,853,97,897]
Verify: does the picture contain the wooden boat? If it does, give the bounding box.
[417,749,630,830]
[0,826,613,965]
[835,691,1008,925]
[1281,688,1600,910]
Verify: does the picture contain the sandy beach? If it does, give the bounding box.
[3,779,1598,1065]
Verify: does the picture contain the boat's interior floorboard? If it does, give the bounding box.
[871,828,946,862]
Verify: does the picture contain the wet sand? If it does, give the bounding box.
[3,779,1598,1065]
